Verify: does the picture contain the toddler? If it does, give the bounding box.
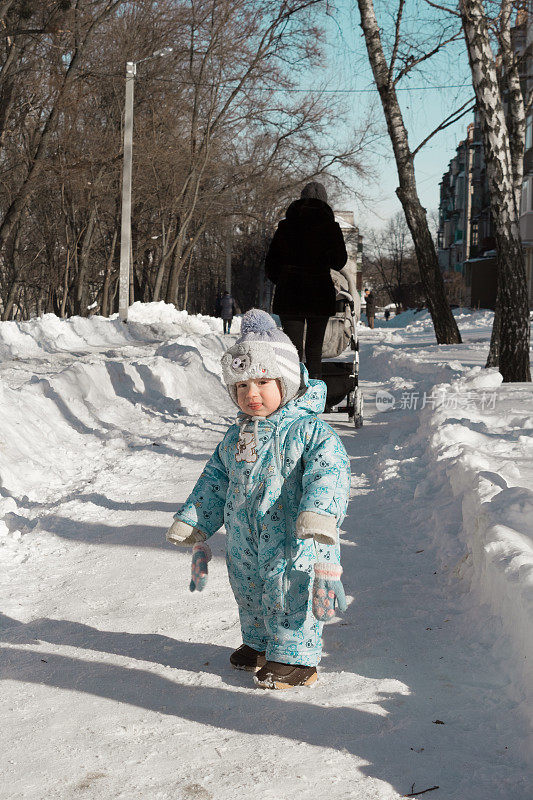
[166,309,351,689]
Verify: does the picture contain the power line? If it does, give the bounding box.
[82,70,470,93]
[149,78,471,93]
[270,84,470,92]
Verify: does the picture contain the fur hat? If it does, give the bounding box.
[300,181,328,203]
[221,309,301,408]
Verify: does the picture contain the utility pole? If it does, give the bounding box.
[118,48,172,323]
[118,61,135,323]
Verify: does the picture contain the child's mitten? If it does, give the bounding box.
[312,562,346,620]
[189,543,212,592]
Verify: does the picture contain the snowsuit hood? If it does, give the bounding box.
[300,181,328,203]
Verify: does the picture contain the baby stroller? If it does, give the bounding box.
[321,289,363,428]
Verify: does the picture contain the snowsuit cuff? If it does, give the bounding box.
[295,511,337,545]
[314,562,343,580]
[166,519,206,546]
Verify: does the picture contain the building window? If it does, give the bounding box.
[526,113,533,151]
[472,222,479,246]
[521,178,530,215]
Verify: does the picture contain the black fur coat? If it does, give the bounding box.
[265,198,347,318]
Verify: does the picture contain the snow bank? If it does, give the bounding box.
[0,305,234,559]
[377,307,494,331]
[361,312,533,722]
[0,302,239,359]
[415,366,533,721]
[128,301,241,335]
[367,341,465,383]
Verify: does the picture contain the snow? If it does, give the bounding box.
[1,302,532,799]
[418,367,533,723]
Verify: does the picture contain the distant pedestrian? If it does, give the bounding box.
[364,289,375,329]
[265,181,347,379]
[384,308,390,322]
[220,290,237,334]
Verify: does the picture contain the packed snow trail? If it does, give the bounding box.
[0,306,531,799]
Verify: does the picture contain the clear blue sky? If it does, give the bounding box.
[319,0,474,233]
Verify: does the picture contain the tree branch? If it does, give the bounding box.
[388,0,406,87]
[423,0,459,17]
[412,95,475,158]
[0,1,16,20]
[394,31,463,84]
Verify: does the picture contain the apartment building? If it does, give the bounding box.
[438,9,533,309]
[437,116,498,307]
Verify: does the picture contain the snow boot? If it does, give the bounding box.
[230,644,266,671]
[254,661,318,689]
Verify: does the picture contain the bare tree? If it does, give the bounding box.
[0,0,373,319]
[365,213,423,308]
[459,0,530,381]
[356,0,463,344]
[159,0,365,306]
[0,1,126,255]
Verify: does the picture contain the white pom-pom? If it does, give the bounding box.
[241,308,276,334]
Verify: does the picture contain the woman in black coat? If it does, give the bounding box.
[265,182,347,379]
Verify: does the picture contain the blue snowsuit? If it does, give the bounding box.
[174,371,351,666]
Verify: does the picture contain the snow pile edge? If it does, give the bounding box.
[418,368,533,720]
[0,301,239,359]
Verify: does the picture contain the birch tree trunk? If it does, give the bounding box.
[356,0,461,345]
[460,0,531,382]
[498,0,525,211]
[484,0,525,369]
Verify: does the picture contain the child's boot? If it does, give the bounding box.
[254,661,318,689]
[230,644,266,671]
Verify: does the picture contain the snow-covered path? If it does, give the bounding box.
[1,307,531,799]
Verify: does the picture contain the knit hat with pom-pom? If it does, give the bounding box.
[221,309,301,407]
